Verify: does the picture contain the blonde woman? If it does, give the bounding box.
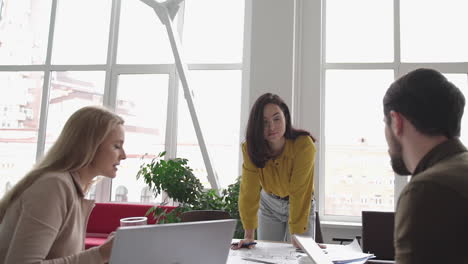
[0,106,127,264]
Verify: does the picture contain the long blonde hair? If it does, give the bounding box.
[0,106,124,221]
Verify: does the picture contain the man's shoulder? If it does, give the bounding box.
[411,152,468,198]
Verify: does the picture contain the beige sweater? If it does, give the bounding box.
[0,171,103,264]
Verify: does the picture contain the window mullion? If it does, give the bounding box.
[168,0,185,160]
[319,0,327,220]
[400,62,468,73]
[103,0,121,109]
[159,3,186,203]
[187,63,242,70]
[325,62,397,70]
[35,0,58,162]
[394,0,401,68]
[165,66,179,161]
[96,0,122,203]
[392,0,407,210]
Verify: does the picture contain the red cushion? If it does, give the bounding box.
[85,203,176,248]
[86,203,176,234]
[85,236,107,249]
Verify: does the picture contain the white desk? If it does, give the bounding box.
[227,239,371,264]
[227,240,303,264]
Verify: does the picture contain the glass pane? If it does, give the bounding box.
[325,70,395,216]
[0,0,52,65]
[326,0,393,63]
[85,183,97,200]
[117,0,174,64]
[52,0,111,64]
[45,71,105,152]
[0,72,43,198]
[401,0,468,62]
[177,70,242,188]
[111,74,169,203]
[445,74,468,142]
[183,0,245,63]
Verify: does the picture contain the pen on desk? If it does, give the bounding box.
[231,242,257,248]
[241,257,276,264]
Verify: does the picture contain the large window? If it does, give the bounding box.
[0,0,245,202]
[323,0,468,220]
[0,72,43,196]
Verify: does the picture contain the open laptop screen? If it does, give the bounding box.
[110,219,237,264]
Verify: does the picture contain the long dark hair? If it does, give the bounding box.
[245,93,315,168]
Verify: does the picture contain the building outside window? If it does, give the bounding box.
[86,184,96,200]
[140,187,153,203]
[114,186,128,202]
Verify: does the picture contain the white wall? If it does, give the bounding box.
[243,0,361,243]
[243,0,295,106]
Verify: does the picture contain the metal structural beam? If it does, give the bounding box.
[140,0,220,190]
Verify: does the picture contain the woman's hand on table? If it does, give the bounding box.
[98,232,115,263]
[291,235,301,248]
[231,229,256,250]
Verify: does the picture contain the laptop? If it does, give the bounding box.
[294,235,334,264]
[110,219,237,264]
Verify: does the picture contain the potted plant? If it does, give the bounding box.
[136,151,244,237]
[136,151,202,222]
[221,177,243,238]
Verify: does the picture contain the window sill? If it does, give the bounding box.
[321,220,362,229]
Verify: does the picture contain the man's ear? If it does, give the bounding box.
[389,110,404,136]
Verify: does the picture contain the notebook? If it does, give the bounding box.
[110,219,237,264]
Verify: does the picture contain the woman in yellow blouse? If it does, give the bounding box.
[234,93,316,249]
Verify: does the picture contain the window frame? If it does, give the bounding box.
[0,0,244,202]
[318,0,468,223]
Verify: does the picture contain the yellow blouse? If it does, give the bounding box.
[239,135,316,234]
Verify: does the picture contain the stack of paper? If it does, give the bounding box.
[324,239,374,264]
[295,235,375,264]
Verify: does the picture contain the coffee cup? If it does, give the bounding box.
[120,216,148,227]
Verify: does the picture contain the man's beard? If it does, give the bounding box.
[388,131,412,176]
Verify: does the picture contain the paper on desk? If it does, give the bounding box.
[228,240,301,264]
[324,239,374,264]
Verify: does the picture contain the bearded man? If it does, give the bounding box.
[383,68,468,264]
